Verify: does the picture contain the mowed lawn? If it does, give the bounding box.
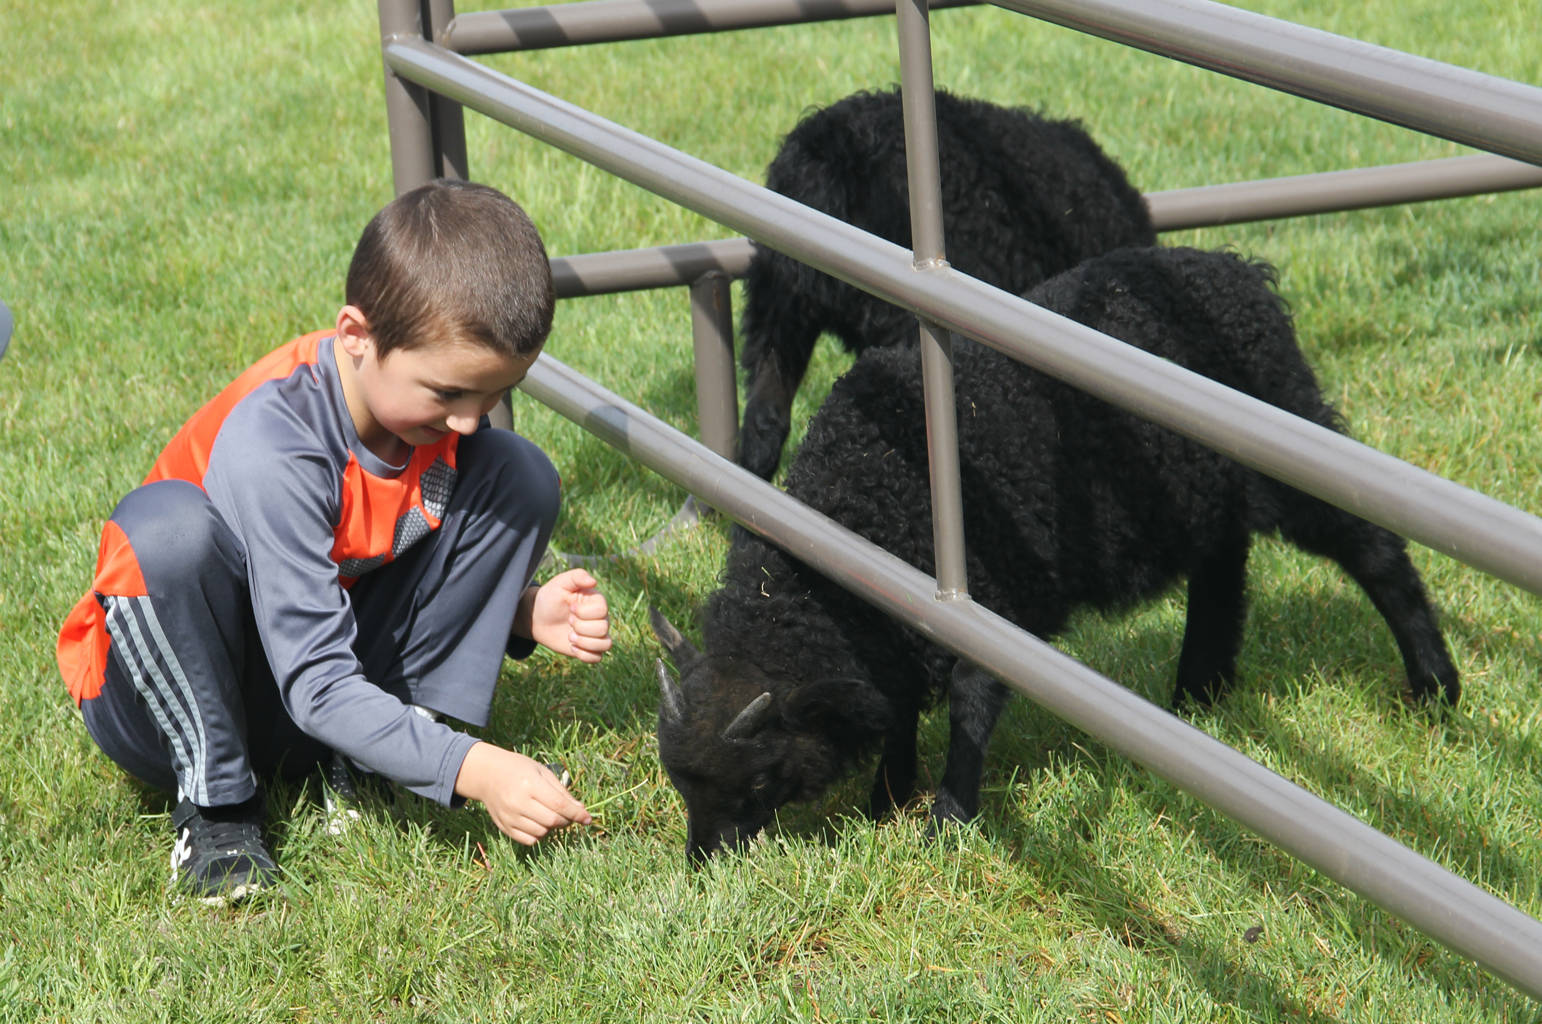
[2,0,1541,1021]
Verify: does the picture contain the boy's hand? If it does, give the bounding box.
[455,742,592,846]
[528,568,612,663]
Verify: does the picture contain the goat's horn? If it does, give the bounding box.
[722,692,774,741]
[656,659,685,723]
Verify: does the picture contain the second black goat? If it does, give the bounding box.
[737,87,1155,480]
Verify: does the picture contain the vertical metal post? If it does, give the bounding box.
[378,0,438,195]
[420,0,506,427]
[424,0,470,179]
[689,272,740,460]
[382,0,511,426]
[896,0,968,601]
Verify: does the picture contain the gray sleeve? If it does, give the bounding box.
[203,417,474,806]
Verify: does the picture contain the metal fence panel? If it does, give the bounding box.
[375,0,1542,999]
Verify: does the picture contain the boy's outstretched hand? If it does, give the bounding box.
[524,568,613,663]
[456,742,592,846]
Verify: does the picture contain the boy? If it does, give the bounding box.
[57,179,610,904]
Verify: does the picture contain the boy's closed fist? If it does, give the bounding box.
[529,567,612,663]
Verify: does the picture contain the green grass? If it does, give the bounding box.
[4,0,1542,1020]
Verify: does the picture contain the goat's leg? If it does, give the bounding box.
[737,318,822,481]
[1276,492,1459,704]
[1173,532,1252,708]
[868,700,920,820]
[932,662,1012,825]
[738,342,820,480]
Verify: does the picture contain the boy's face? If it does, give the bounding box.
[336,306,537,459]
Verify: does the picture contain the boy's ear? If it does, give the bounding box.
[334,305,374,359]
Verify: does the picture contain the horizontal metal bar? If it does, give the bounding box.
[441,0,982,54]
[1147,153,1542,230]
[993,0,1542,166]
[520,352,1542,1000]
[384,37,1542,597]
[549,238,754,297]
[546,153,1542,293]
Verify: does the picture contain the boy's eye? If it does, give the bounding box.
[434,388,464,401]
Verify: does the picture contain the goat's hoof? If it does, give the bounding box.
[927,791,975,832]
[1405,670,1461,709]
[1170,690,1209,715]
[1171,678,1227,712]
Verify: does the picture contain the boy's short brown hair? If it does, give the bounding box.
[346,179,555,359]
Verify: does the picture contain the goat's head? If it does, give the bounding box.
[649,606,889,864]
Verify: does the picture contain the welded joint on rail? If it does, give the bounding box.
[437,18,465,50]
[691,268,734,294]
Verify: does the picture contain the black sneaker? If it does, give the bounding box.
[169,797,278,905]
[321,707,436,835]
[321,751,394,836]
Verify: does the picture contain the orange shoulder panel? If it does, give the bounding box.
[145,330,330,486]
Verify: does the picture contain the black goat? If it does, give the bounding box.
[737,87,1156,481]
[654,245,1459,862]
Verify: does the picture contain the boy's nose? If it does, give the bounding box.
[445,412,481,435]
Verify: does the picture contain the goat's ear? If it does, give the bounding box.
[783,678,892,734]
[649,606,701,670]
